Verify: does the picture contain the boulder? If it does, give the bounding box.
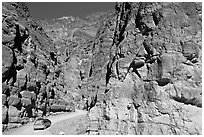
[7,95,21,107]
[9,116,21,123]
[181,41,199,60]
[16,69,27,88]
[21,97,32,107]
[131,58,145,69]
[10,86,21,96]
[20,90,36,100]
[22,90,34,99]
[8,106,20,117]
[8,106,21,123]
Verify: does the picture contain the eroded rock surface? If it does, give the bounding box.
[2,2,75,131]
[81,2,202,135]
[2,2,202,135]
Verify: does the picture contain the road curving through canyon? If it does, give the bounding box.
[3,110,88,135]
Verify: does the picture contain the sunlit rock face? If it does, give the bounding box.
[82,2,202,135]
[2,2,202,135]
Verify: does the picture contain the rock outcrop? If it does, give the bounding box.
[39,13,111,110]
[2,2,202,135]
[2,2,75,131]
[81,2,202,135]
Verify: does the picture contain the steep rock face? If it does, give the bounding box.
[2,2,51,128]
[39,13,112,109]
[2,2,74,130]
[2,2,202,135]
[84,2,202,135]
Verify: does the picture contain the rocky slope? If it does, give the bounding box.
[2,2,202,135]
[39,12,113,110]
[2,2,75,131]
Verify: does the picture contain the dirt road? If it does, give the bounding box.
[3,110,87,135]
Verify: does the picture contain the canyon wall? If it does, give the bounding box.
[2,2,202,135]
[84,2,202,135]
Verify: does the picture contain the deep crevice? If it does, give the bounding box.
[172,96,202,108]
[156,78,171,86]
[152,11,163,26]
[130,62,142,78]
[80,71,85,81]
[106,2,132,86]
[116,61,120,79]
[13,24,29,53]
[89,66,93,77]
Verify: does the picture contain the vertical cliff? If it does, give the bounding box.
[2,2,202,135]
[85,2,202,135]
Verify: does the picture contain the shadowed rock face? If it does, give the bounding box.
[2,2,202,135]
[2,2,75,130]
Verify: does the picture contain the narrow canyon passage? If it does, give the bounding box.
[2,2,202,135]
